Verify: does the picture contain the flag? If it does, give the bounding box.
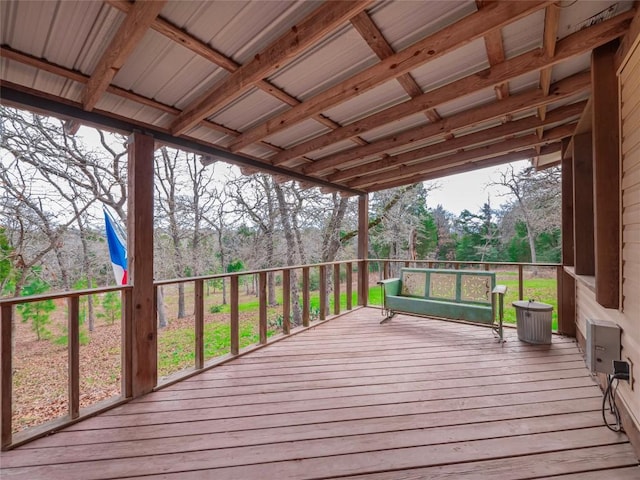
[104,208,127,285]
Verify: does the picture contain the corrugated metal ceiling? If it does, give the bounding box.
[0,0,636,193]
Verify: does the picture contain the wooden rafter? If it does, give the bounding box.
[367,145,560,192]
[302,71,590,176]
[83,0,166,111]
[477,0,509,101]
[348,124,574,189]
[228,1,551,152]
[350,11,441,123]
[106,0,367,148]
[170,1,372,135]
[270,8,631,168]
[327,101,585,184]
[536,4,562,142]
[0,46,287,154]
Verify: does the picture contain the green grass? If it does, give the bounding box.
[158,319,277,377]
[158,275,559,376]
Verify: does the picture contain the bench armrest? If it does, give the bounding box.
[492,285,507,295]
[378,278,401,297]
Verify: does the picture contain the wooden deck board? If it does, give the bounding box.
[1,308,637,479]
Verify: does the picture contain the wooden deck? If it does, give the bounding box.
[1,307,639,479]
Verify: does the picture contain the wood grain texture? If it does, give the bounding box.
[170,1,371,135]
[230,1,550,152]
[1,309,636,479]
[573,132,596,276]
[1,304,12,449]
[592,41,621,308]
[83,1,166,111]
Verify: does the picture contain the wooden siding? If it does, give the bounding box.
[621,36,640,442]
[1,309,638,479]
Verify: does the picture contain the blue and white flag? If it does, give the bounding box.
[104,208,127,285]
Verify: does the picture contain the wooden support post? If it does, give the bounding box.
[346,262,353,310]
[1,305,13,450]
[357,194,369,306]
[561,142,574,266]
[259,272,267,344]
[559,269,576,337]
[68,296,80,419]
[282,269,291,335]
[121,289,133,398]
[572,132,595,275]
[230,276,239,355]
[518,264,524,301]
[194,280,204,369]
[592,41,620,308]
[334,263,341,315]
[127,132,156,397]
[319,265,327,321]
[302,267,310,327]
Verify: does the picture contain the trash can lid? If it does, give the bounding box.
[512,300,553,311]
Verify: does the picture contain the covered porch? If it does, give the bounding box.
[1,308,638,479]
[1,0,640,473]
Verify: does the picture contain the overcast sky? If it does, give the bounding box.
[424,160,530,215]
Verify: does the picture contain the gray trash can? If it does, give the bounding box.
[512,300,553,344]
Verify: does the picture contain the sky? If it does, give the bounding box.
[424,160,530,215]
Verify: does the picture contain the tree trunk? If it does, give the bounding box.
[177,283,185,318]
[157,286,167,328]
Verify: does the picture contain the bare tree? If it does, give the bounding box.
[490,165,561,265]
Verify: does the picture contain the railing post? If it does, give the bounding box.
[357,194,369,307]
[333,263,341,315]
[282,269,291,335]
[230,276,239,355]
[484,263,490,271]
[302,267,310,327]
[194,280,204,369]
[122,288,133,398]
[319,265,327,321]
[1,304,13,450]
[68,296,80,420]
[346,262,353,310]
[518,264,524,300]
[259,271,267,344]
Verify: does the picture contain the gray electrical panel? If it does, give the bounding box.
[586,318,621,374]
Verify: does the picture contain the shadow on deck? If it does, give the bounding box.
[1,307,639,479]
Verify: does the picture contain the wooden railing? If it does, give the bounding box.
[368,259,561,303]
[0,258,563,450]
[0,285,133,451]
[0,260,360,450]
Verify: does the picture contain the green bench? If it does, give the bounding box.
[378,267,507,341]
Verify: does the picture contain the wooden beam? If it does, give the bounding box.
[105,0,367,150]
[350,11,441,123]
[83,1,166,111]
[477,0,509,101]
[230,276,239,355]
[170,1,371,135]
[0,46,275,148]
[229,1,551,152]
[357,195,369,306]
[572,132,595,276]
[367,146,559,192]
[307,71,590,176]
[347,124,573,189]
[592,41,620,309]
[561,139,574,267]
[559,270,576,337]
[329,101,584,183]
[615,3,640,69]
[127,132,157,397]
[1,305,12,450]
[269,4,630,168]
[537,3,561,138]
